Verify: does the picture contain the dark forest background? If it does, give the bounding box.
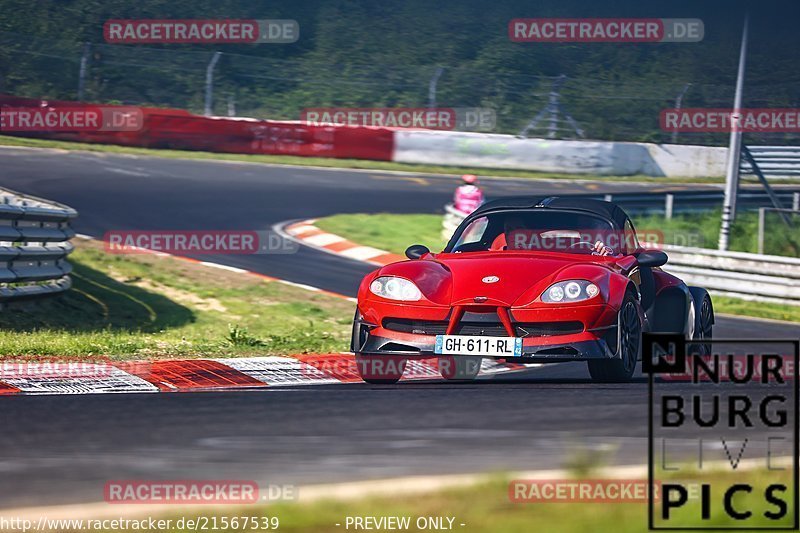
[1,0,799,143]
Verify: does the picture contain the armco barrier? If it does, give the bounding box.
[741,146,800,180]
[2,93,730,177]
[659,245,800,304]
[394,130,728,178]
[101,114,394,160]
[0,188,77,302]
[0,94,394,161]
[441,204,800,305]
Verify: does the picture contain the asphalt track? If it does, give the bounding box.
[0,146,798,510]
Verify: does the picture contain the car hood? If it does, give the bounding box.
[378,251,613,307]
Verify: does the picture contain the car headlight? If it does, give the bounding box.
[541,280,599,303]
[369,276,423,301]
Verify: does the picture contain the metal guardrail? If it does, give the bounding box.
[571,190,800,217]
[658,245,800,305]
[0,188,77,302]
[441,203,800,306]
[741,146,800,179]
[446,191,800,219]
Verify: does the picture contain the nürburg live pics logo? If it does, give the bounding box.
[644,333,799,529]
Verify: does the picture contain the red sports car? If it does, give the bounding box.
[352,197,714,383]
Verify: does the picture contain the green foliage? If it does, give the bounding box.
[226,324,265,347]
[1,0,799,143]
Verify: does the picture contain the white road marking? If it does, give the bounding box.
[286,224,318,236]
[277,279,321,292]
[304,233,346,246]
[199,261,247,274]
[339,246,386,261]
[103,166,151,177]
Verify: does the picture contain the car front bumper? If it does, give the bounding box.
[354,328,617,364]
[353,300,622,363]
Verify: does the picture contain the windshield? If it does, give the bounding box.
[447,210,626,255]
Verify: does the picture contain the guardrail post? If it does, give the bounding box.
[665,194,674,220]
[758,207,766,255]
[77,42,91,101]
[204,51,222,117]
[794,192,800,212]
[719,15,749,251]
[670,83,691,144]
[428,67,444,110]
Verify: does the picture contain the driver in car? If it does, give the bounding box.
[591,240,615,256]
[491,216,615,256]
[490,215,527,250]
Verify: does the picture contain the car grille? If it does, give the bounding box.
[382,319,448,336]
[382,318,583,337]
[455,322,509,336]
[515,321,583,337]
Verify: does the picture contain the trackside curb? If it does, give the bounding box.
[0,237,530,394]
[280,219,404,267]
[0,354,526,395]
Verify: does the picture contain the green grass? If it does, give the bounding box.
[315,212,800,323]
[712,296,800,322]
[0,239,353,358]
[317,211,800,258]
[70,469,793,532]
[0,134,736,184]
[316,213,447,254]
[635,209,800,257]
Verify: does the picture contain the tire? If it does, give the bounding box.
[587,292,641,383]
[688,288,714,356]
[354,353,406,384]
[438,356,482,381]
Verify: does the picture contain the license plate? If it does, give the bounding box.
[434,335,523,357]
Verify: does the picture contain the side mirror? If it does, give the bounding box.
[405,244,430,259]
[637,250,668,268]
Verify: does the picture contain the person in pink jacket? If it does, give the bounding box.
[453,174,484,214]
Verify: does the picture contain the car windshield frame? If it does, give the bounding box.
[443,207,625,255]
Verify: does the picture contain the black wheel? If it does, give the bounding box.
[438,356,482,381]
[354,354,406,384]
[688,288,714,356]
[587,292,641,383]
